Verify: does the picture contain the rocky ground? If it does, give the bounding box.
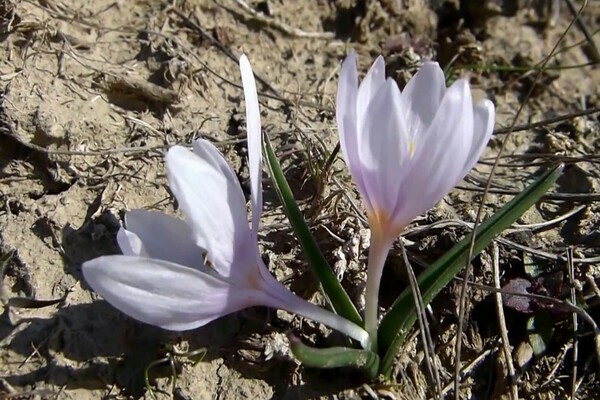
[1,0,599,399]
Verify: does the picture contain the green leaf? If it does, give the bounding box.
[527,312,554,357]
[289,335,379,379]
[262,134,362,326]
[378,164,563,377]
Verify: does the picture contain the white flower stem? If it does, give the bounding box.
[269,279,371,349]
[364,234,393,352]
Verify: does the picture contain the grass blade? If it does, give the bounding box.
[378,164,563,377]
[263,134,362,326]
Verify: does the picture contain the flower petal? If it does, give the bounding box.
[401,62,446,141]
[82,256,270,330]
[336,51,371,209]
[359,78,410,216]
[192,139,238,186]
[117,228,148,257]
[239,55,263,237]
[121,209,206,270]
[460,99,495,178]
[357,56,385,130]
[393,79,474,227]
[165,146,251,279]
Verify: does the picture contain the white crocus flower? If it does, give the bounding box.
[83,55,370,348]
[336,51,495,341]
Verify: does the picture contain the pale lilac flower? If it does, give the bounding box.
[83,55,369,347]
[336,51,495,338]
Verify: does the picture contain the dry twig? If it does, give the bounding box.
[492,243,519,400]
[230,0,334,39]
[567,249,579,398]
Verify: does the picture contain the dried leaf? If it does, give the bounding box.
[502,278,533,313]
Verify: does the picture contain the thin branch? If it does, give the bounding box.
[492,106,600,135]
[567,248,579,399]
[492,243,519,400]
[564,0,600,63]
[230,0,334,39]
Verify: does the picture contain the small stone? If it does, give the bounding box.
[514,341,533,369]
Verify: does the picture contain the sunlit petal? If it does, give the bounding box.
[83,256,270,330]
[117,228,147,258]
[460,99,496,178]
[165,146,251,278]
[121,209,205,270]
[401,61,446,141]
[394,79,474,227]
[192,139,239,187]
[357,56,385,129]
[239,55,263,238]
[359,79,410,217]
[336,51,371,209]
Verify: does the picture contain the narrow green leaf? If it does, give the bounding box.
[378,164,563,377]
[262,134,362,326]
[289,335,379,379]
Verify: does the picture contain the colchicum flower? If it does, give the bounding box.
[83,55,369,348]
[336,51,495,341]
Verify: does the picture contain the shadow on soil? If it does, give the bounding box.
[1,210,366,398]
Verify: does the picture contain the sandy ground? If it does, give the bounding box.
[1,0,599,398]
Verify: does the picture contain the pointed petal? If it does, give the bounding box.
[355,56,386,215]
[83,256,270,330]
[460,99,495,178]
[357,56,385,128]
[192,139,239,186]
[393,79,474,227]
[190,139,261,275]
[359,78,411,215]
[165,146,251,279]
[117,228,148,257]
[336,51,371,209]
[239,55,263,237]
[121,210,206,270]
[401,62,446,141]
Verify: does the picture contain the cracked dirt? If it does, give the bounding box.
[1,0,600,399]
